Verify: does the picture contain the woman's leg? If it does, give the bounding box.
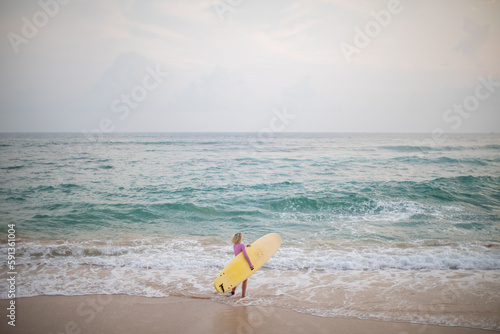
[241,279,248,298]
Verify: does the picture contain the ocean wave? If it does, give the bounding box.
[379,144,500,152]
[379,145,434,152]
[151,202,264,218]
[431,175,500,185]
[75,140,227,147]
[272,245,500,270]
[2,238,499,271]
[29,183,84,191]
[392,156,490,166]
[0,165,25,170]
[266,195,446,224]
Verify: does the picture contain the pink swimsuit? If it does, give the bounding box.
[233,243,253,268]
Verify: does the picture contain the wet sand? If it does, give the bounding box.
[0,295,497,334]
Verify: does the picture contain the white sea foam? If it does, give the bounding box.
[1,236,500,329]
[1,262,499,330]
[1,237,499,274]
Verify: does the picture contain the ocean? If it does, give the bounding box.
[1,133,499,329]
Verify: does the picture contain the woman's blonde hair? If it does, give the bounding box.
[231,232,243,244]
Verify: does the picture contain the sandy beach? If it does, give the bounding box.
[1,294,497,334]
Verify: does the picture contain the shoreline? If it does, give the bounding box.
[1,294,497,334]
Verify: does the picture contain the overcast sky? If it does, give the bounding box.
[0,0,499,133]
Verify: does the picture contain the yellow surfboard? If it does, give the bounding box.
[214,233,281,293]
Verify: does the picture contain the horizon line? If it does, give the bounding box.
[0,131,498,135]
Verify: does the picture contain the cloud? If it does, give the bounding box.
[64,52,155,114]
[0,87,40,114]
[270,20,319,39]
[169,66,251,113]
[152,0,216,24]
[317,0,375,14]
[455,17,490,65]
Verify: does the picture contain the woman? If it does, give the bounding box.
[230,232,254,297]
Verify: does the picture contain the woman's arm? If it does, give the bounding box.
[241,245,254,270]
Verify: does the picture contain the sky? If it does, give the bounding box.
[0,0,499,133]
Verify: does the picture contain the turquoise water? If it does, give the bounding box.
[1,133,499,246]
[1,133,500,328]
